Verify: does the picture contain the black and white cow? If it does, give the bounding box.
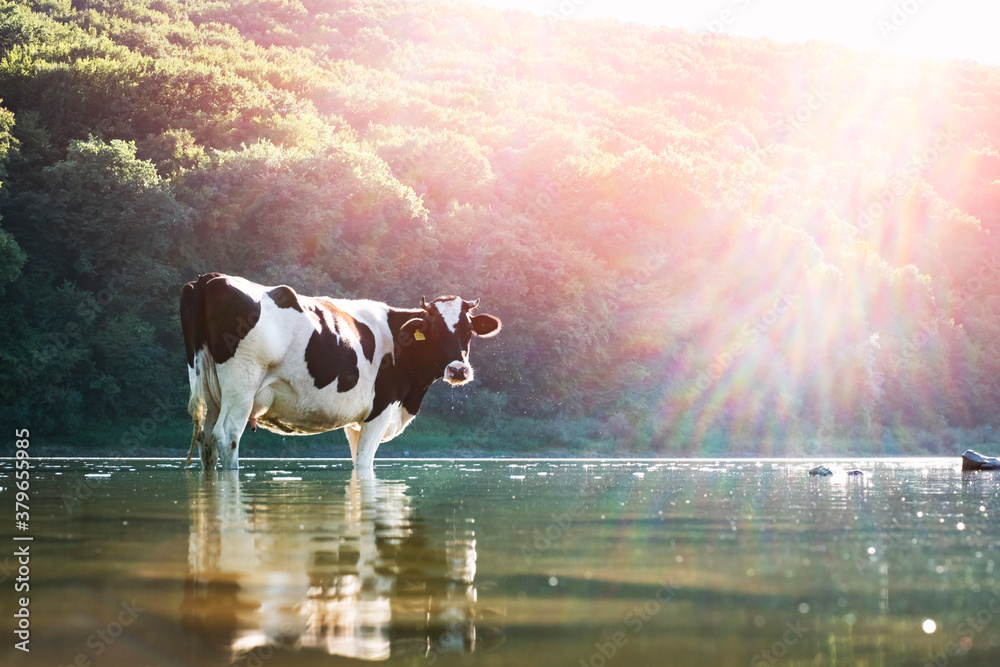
[180,273,501,469]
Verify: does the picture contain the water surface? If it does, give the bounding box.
[1,458,999,666]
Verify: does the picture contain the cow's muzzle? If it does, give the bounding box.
[445,361,474,385]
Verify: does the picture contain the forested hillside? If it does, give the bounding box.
[1,0,999,455]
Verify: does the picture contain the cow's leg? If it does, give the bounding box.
[200,401,221,469]
[211,356,264,469]
[186,386,204,467]
[185,417,201,467]
[186,397,204,467]
[353,414,392,472]
[213,392,254,470]
[345,423,362,462]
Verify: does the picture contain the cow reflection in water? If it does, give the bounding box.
[183,471,497,662]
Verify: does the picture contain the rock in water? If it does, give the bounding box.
[962,449,1000,470]
[809,466,834,476]
[846,469,864,476]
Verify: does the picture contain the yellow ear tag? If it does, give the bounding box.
[413,330,426,341]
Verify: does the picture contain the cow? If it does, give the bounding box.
[180,273,501,469]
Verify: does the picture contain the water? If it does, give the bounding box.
[1,458,999,666]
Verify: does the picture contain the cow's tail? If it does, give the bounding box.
[180,274,221,467]
[184,351,218,467]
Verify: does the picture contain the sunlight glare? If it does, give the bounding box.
[471,0,1000,65]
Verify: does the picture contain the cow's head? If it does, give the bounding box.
[401,296,501,385]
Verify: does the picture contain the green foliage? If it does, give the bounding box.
[1,0,999,455]
[0,0,45,54]
[0,135,186,433]
[0,226,26,292]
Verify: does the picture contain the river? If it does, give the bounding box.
[1,458,998,666]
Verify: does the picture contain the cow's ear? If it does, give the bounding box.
[401,317,428,342]
[471,314,501,338]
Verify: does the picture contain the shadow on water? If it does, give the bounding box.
[181,469,504,663]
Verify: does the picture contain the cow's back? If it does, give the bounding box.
[184,274,398,436]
